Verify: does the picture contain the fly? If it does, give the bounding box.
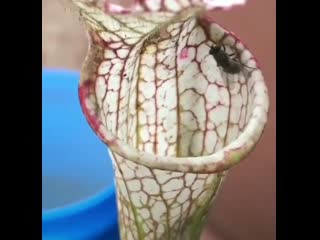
[209,44,256,74]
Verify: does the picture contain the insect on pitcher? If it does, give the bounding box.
[63,0,270,239]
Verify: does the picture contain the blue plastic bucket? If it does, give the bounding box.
[42,68,119,240]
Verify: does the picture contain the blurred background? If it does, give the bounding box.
[42,0,276,239]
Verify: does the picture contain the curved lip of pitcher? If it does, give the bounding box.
[48,11,268,174]
[42,185,115,222]
[77,25,269,174]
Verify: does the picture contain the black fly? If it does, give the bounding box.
[209,44,256,74]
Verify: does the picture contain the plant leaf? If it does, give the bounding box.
[70,0,269,173]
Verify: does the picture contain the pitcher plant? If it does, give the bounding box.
[63,0,269,239]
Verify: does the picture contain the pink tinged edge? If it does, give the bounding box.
[179,48,189,59]
[104,0,145,14]
[202,0,247,10]
[78,81,99,132]
[104,2,134,14]
[104,0,247,14]
[78,82,106,143]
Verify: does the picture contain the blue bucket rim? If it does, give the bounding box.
[42,67,79,73]
[42,185,115,221]
[42,67,116,222]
